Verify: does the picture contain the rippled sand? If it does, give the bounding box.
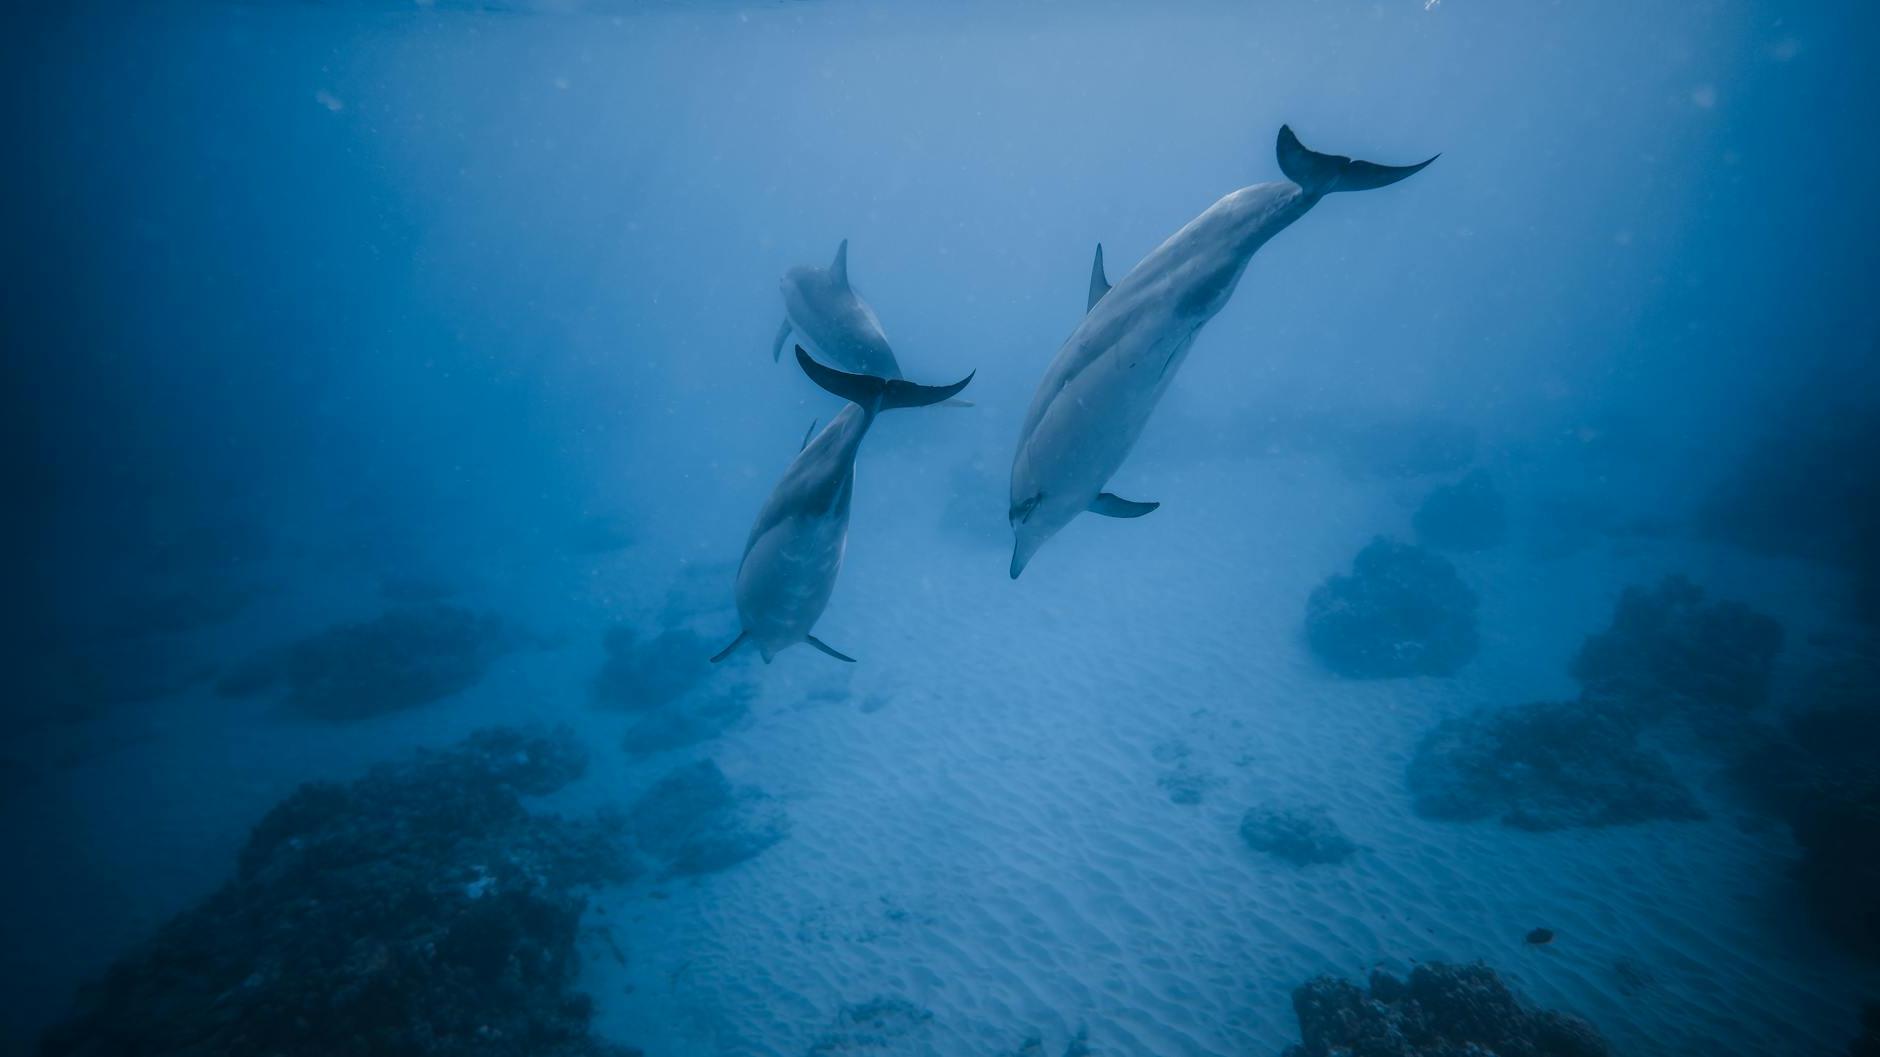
[9,448,1875,1056]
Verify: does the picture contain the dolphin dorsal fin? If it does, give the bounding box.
[1087,243,1111,312]
[831,239,850,287]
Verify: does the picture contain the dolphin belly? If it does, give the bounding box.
[1017,315,1195,496]
[735,510,848,659]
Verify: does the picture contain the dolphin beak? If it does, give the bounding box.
[1009,537,1038,580]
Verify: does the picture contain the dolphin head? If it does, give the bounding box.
[1008,489,1078,579]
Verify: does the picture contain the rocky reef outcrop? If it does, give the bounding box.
[38,727,638,1057]
[1408,700,1706,831]
[1571,575,1784,730]
[1306,538,1480,679]
[218,605,522,721]
[1281,962,1609,1057]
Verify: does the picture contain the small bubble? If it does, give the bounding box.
[314,89,343,113]
[1690,84,1716,109]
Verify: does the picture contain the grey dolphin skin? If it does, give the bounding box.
[772,239,903,379]
[712,347,975,664]
[1006,125,1436,579]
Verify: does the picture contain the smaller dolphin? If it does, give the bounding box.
[712,347,974,664]
[771,239,902,378]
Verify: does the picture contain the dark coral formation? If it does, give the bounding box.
[591,625,713,713]
[218,605,521,721]
[1413,469,1507,553]
[38,727,638,1057]
[620,690,751,758]
[1727,651,1880,961]
[1282,962,1609,1057]
[626,759,787,877]
[1408,701,1706,831]
[1239,805,1358,866]
[1408,575,1784,832]
[592,623,751,757]
[1850,1002,1880,1057]
[1699,405,1880,623]
[1306,538,1479,679]
[1571,575,1784,727]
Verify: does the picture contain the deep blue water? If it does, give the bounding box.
[5,2,1879,1055]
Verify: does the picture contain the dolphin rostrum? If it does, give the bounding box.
[771,239,903,378]
[712,347,975,664]
[1006,125,1435,578]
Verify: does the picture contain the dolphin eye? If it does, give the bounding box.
[1009,493,1043,524]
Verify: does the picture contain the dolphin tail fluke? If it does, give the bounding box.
[771,317,792,363]
[1276,125,1436,196]
[709,631,748,664]
[805,634,856,663]
[794,346,974,412]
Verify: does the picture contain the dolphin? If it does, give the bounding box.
[1006,125,1436,578]
[712,347,975,664]
[771,239,902,379]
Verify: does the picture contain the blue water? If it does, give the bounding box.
[6,2,1879,1055]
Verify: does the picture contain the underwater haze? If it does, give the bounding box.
[6,1,1880,1054]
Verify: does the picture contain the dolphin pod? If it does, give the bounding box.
[1006,125,1435,578]
[723,124,1433,660]
[712,348,974,665]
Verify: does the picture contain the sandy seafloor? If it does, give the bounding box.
[7,434,1876,1057]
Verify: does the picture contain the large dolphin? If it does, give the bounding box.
[1006,125,1436,578]
[771,239,902,378]
[712,347,974,664]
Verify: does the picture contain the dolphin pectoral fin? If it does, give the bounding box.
[804,634,856,663]
[800,418,818,451]
[1089,493,1159,518]
[1087,243,1111,312]
[710,631,749,664]
[1276,125,1437,197]
[771,317,792,362]
[831,239,850,287]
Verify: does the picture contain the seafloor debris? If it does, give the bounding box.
[1526,927,1555,945]
[1281,962,1609,1057]
[1407,700,1707,831]
[38,726,640,1057]
[1305,538,1480,678]
[217,604,522,721]
[1413,468,1507,552]
[805,996,933,1056]
[1239,804,1359,866]
[626,759,788,877]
